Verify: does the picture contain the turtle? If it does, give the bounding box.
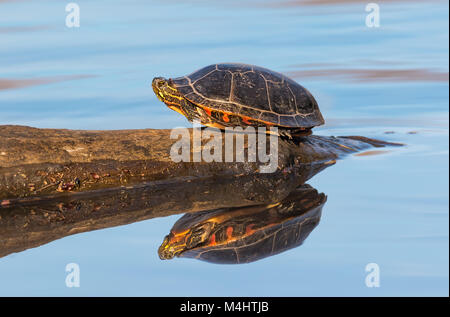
[158,184,326,264]
[152,63,324,137]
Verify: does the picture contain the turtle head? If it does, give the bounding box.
[152,77,186,117]
[158,222,214,260]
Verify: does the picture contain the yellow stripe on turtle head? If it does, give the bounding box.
[266,202,281,209]
[168,104,187,117]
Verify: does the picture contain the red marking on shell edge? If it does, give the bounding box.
[226,226,233,239]
[204,108,212,116]
[245,224,255,235]
[209,233,216,246]
[222,113,230,122]
[1,200,11,207]
[242,116,252,125]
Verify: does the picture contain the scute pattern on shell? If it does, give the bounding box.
[171,63,324,128]
[179,211,322,264]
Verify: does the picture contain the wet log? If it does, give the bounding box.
[0,168,325,258]
[0,125,397,202]
[0,125,401,258]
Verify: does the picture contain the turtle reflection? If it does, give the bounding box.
[158,184,326,264]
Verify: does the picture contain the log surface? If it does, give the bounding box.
[0,125,401,258]
[0,125,397,201]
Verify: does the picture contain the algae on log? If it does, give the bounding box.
[0,125,398,202]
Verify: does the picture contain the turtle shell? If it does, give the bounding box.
[163,185,326,264]
[171,63,324,129]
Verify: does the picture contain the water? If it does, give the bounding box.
[0,0,448,296]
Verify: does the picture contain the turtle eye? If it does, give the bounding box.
[153,77,165,88]
[168,78,175,87]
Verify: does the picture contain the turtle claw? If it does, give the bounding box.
[278,130,294,141]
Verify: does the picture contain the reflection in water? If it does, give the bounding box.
[0,75,94,91]
[0,160,332,259]
[287,68,449,83]
[0,25,51,34]
[159,184,326,264]
[354,150,389,157]
[270,0,442,7]
[0,133,401,261]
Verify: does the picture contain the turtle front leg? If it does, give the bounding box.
[278,129,293,139]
